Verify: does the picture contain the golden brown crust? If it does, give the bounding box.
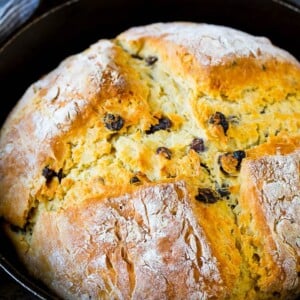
[0,22,300,299]
[119,23,300,153]
[0,40,119,226]
[0,40,150,226]
[239,148,300,297]
[15,182,230,299]
[118,22,300,101]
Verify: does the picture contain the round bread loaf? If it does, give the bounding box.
[0,22,299,299]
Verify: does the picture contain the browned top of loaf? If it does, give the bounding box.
[118,22,300,100]
[0,22,300,300]
[0,40,149,226]
[0,23,300,226]
[240,145,300,296]
[23,181,228,299]
[1,23,299,227]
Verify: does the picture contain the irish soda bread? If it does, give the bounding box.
[0,22,299,299]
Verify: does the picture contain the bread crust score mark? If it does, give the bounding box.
[0,22,299,299]
[240,151,300,296]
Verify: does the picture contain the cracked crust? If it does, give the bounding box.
[239,148,300,297]
[0,40,150,227]
[11,182,230,299]
[118,22,300,101]
[0,22,300,299]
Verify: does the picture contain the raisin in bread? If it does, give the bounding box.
[0,22,299,299]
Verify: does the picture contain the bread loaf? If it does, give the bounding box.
[0,22,299,299]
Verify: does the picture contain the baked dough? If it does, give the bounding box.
[0,22,299,299]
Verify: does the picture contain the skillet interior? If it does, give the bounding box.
[0,0,299,298]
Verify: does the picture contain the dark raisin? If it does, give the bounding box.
[233,150,246,169]
[230,204,236,210]
[57,169,65,183]
[42,167,57,183]
[145,56,158,66]
[42,167,65,184]
[190,138,205,153]
[218,150,246,175]
[103,113,124,131]
[217,185,230,197]
[272,292,281,298]
[146,117,172,134]
[252,253,260,262]
[195,188,219,204]
[131,54,143,60]
[208,112,229,135]
[156,147,172,159]
[130,176,141,184]
[260,106,267,114]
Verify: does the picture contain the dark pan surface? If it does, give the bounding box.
[0,0,299,299]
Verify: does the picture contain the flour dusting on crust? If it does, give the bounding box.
[28,182,226,299]
[120,22,298,66]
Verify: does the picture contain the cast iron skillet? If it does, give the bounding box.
[0,0,299,299]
